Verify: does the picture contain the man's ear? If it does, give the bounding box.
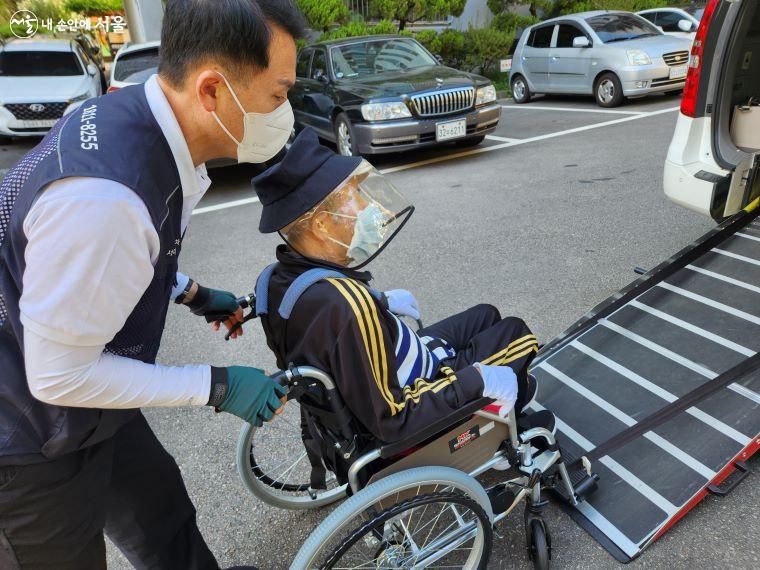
[196,70,224,113]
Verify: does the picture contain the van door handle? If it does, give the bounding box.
[551,56,560,61]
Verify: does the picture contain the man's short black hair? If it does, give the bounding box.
[158,0,306,87]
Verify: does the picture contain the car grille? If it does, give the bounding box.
[662,51,690,67]
[411,87,475,117]
[5,102,68,121]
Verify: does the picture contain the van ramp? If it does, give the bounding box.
[531,202,760,562]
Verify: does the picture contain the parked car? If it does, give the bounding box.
[108,41,160,92]
[73,32,107,90]
[664,0,759,219]
[509,11,693,107]
[0,38,102,139]
[290,35,500,156]
[637,5,703,39]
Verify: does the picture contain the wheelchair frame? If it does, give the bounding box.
[238,365,600,568]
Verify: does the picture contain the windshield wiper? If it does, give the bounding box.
[605,36,637,43]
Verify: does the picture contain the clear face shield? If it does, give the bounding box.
[280,160,413,269]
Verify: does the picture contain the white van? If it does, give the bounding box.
[664,0,760,219]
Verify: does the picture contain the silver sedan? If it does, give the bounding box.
[509,11,693,107]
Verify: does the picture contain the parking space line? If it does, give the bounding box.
[485,134,522,143]
[192,196,260,215]
[502,104,644,115]
[379,106,680,174]
[191,105,680,215]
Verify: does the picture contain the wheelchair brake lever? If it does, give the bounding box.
[223,293,257,341]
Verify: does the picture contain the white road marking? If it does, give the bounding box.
[192,196,260,216]
[379,106,680,174]
[485,134,522,143]
[686,264,760,296]
[539,363,716,480]
[190,105,680,214]
[502,104,644,115]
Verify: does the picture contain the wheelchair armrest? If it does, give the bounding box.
[378,397,494,459]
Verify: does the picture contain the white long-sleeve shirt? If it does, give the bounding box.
[21,75,213,408]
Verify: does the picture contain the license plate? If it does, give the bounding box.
[669,64,688,80]
[436,119,466,142]
[18,119,57,128]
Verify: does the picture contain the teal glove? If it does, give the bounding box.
[217,366,288,427]
[187,285,240,322]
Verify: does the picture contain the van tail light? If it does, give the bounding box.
[681,0,720,118]
[107,86,119,93]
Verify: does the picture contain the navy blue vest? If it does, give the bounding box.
[0,85,184,464]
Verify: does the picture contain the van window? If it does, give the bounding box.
[556,24,587,48]
[528,25,554,48]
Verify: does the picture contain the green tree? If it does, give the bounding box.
[296,0,349,33]
[371,0,467,31]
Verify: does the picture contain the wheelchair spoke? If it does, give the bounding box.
[273,450,308,482]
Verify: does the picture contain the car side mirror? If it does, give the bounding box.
[678,19,693,32]
[435,54,444,64]
[573,36,590,48]
[86,63,98,76]
[318,73,330,84]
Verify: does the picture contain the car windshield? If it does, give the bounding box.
[330,38,436,79]
[0,50,82,76]
[114,48,159,82]
[586,13,662,43]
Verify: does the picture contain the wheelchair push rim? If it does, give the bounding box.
[236,409,347,510]
[292,466,494,569]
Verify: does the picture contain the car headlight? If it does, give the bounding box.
[361,102,411,121]
[64,92,91,115]
[69,92,90,104]
[627,49,652,66]
[475,84,496,106]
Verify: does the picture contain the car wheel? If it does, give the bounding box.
[595,73,624,108]
[334,112,359,156]
[511,75,531,104]
[456,135,486,147]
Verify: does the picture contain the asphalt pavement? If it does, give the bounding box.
[1,93,757,569]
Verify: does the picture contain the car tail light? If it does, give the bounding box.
[682,0,720,117]
[107,86,119,93]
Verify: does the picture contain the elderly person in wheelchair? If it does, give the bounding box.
[235,129,592,569]
[248,128,554,454]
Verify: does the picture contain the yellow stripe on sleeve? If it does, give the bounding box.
[326,278,397,415]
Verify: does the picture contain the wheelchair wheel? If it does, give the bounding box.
[529,519,550,570]
[236,403,347,510]
[292,466,494,569]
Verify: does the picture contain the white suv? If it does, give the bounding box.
[0,39,102,139]
[664,0,759,219]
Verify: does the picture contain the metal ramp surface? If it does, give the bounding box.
[530,205,760,561]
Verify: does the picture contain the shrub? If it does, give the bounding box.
[371,0,467,31]
[64,0,121,16]
[491,12,539,34]
[463,26,514,76]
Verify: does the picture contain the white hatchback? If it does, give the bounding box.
[0,38,102,138]
[664,0,759,219]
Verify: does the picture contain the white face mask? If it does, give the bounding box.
[211,71,294,164]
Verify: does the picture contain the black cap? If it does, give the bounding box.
[251,128,363,233]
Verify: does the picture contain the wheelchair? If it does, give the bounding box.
[236,365,599,569]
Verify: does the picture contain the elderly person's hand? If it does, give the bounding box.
[383,289,420,321]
